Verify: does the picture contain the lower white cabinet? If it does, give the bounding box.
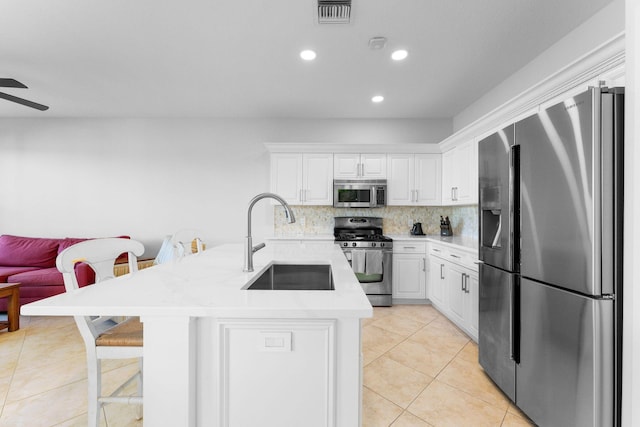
[427,256,446,308]
[427,242,478,341]
[465,271,479,339]
[392,241,427,300]
[447,263,467,326]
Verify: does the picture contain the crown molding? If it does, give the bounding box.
[439,32,625,151]
[264,142,441,154]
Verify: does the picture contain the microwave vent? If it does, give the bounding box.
[317,0,351,24]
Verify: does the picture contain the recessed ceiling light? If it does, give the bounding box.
[371,95,384,103]
[391,49,408,61]
[300,50,317,61]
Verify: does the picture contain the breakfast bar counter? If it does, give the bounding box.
[22,242,372,427]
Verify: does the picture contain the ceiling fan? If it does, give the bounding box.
[0,78,49,111]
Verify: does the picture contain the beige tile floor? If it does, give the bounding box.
[362,304,535,427]
[0,306,535,426]
[0,316,141,427]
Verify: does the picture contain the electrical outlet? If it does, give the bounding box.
[408,219,413,227]
[300,217,306,227]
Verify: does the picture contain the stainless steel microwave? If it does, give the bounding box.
[333,180,387,208]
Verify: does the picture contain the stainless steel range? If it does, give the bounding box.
[334,217,393,306]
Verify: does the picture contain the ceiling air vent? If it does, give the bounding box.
[317,0,351,24]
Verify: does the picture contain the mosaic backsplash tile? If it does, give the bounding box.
[273,205,478,237]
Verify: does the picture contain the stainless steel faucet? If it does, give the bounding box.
[243,192,296,272]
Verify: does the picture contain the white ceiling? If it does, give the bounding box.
[0,0,614,119]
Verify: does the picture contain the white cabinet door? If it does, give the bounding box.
[441,140,478,205]
[361,154,387,178]
[428,256,446,309]
[387,154,415,205]
[392,253,426,299]
[271,153,333,205]
[333,153,386,179]
[465,271,479,340]
[414,154,442,205]
[221,320,336,427]
[303,153,334,205]
[454,141,476,204]
[271,153,303,204]
[447,263,467,326]
[333,154,360,179]
[387,154,441,206]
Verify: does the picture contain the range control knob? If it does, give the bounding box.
[343,242,348,247]
[371,242,377,247]
[352,242,357,247]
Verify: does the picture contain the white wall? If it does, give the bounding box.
[623,1,639,425]
[0,117,450,256]
[453,0,625,132]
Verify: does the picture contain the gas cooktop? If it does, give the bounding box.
[333,216,393,248]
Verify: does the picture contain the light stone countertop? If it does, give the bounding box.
[387,234,478,253]
[268,233,478,253]
[21,242,372,319]
[267,234,335,241]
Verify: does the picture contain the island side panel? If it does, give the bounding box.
[142,315,197,427]
[335,317,364,427]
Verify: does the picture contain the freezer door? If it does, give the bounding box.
[478,124,517,272]
[478,264,517,401]
[517,278,614,427]
[518,88,617,296]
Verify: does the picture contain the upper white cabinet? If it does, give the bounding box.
[334,153,387,179]
[387,154,441,206]
[270,153,333,205]
[441,139,478,205]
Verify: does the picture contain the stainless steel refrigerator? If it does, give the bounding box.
[478,87,624,427]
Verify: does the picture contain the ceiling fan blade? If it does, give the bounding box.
[0,91,49,111]
[0,78,28,89]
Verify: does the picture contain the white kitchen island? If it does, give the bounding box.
[21,242,372,427]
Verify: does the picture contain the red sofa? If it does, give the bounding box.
[0,234,121,312]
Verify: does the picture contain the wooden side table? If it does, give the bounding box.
[0,282,21,332]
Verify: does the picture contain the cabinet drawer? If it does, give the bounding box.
[428,244,448,258]
[445,247,478,271]
[429,243,478,271]
[394,242,427,253]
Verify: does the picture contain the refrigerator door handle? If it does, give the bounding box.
[509,144,521,271]
[510,275,521,363]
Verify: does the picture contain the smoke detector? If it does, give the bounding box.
[368,37,387,50]
[317,0,351,24]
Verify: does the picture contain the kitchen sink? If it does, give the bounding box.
[244,264,334,291]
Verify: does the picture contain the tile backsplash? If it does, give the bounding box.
[274,205,478,237]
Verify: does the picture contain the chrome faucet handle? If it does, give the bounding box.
[243,192,296,272]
